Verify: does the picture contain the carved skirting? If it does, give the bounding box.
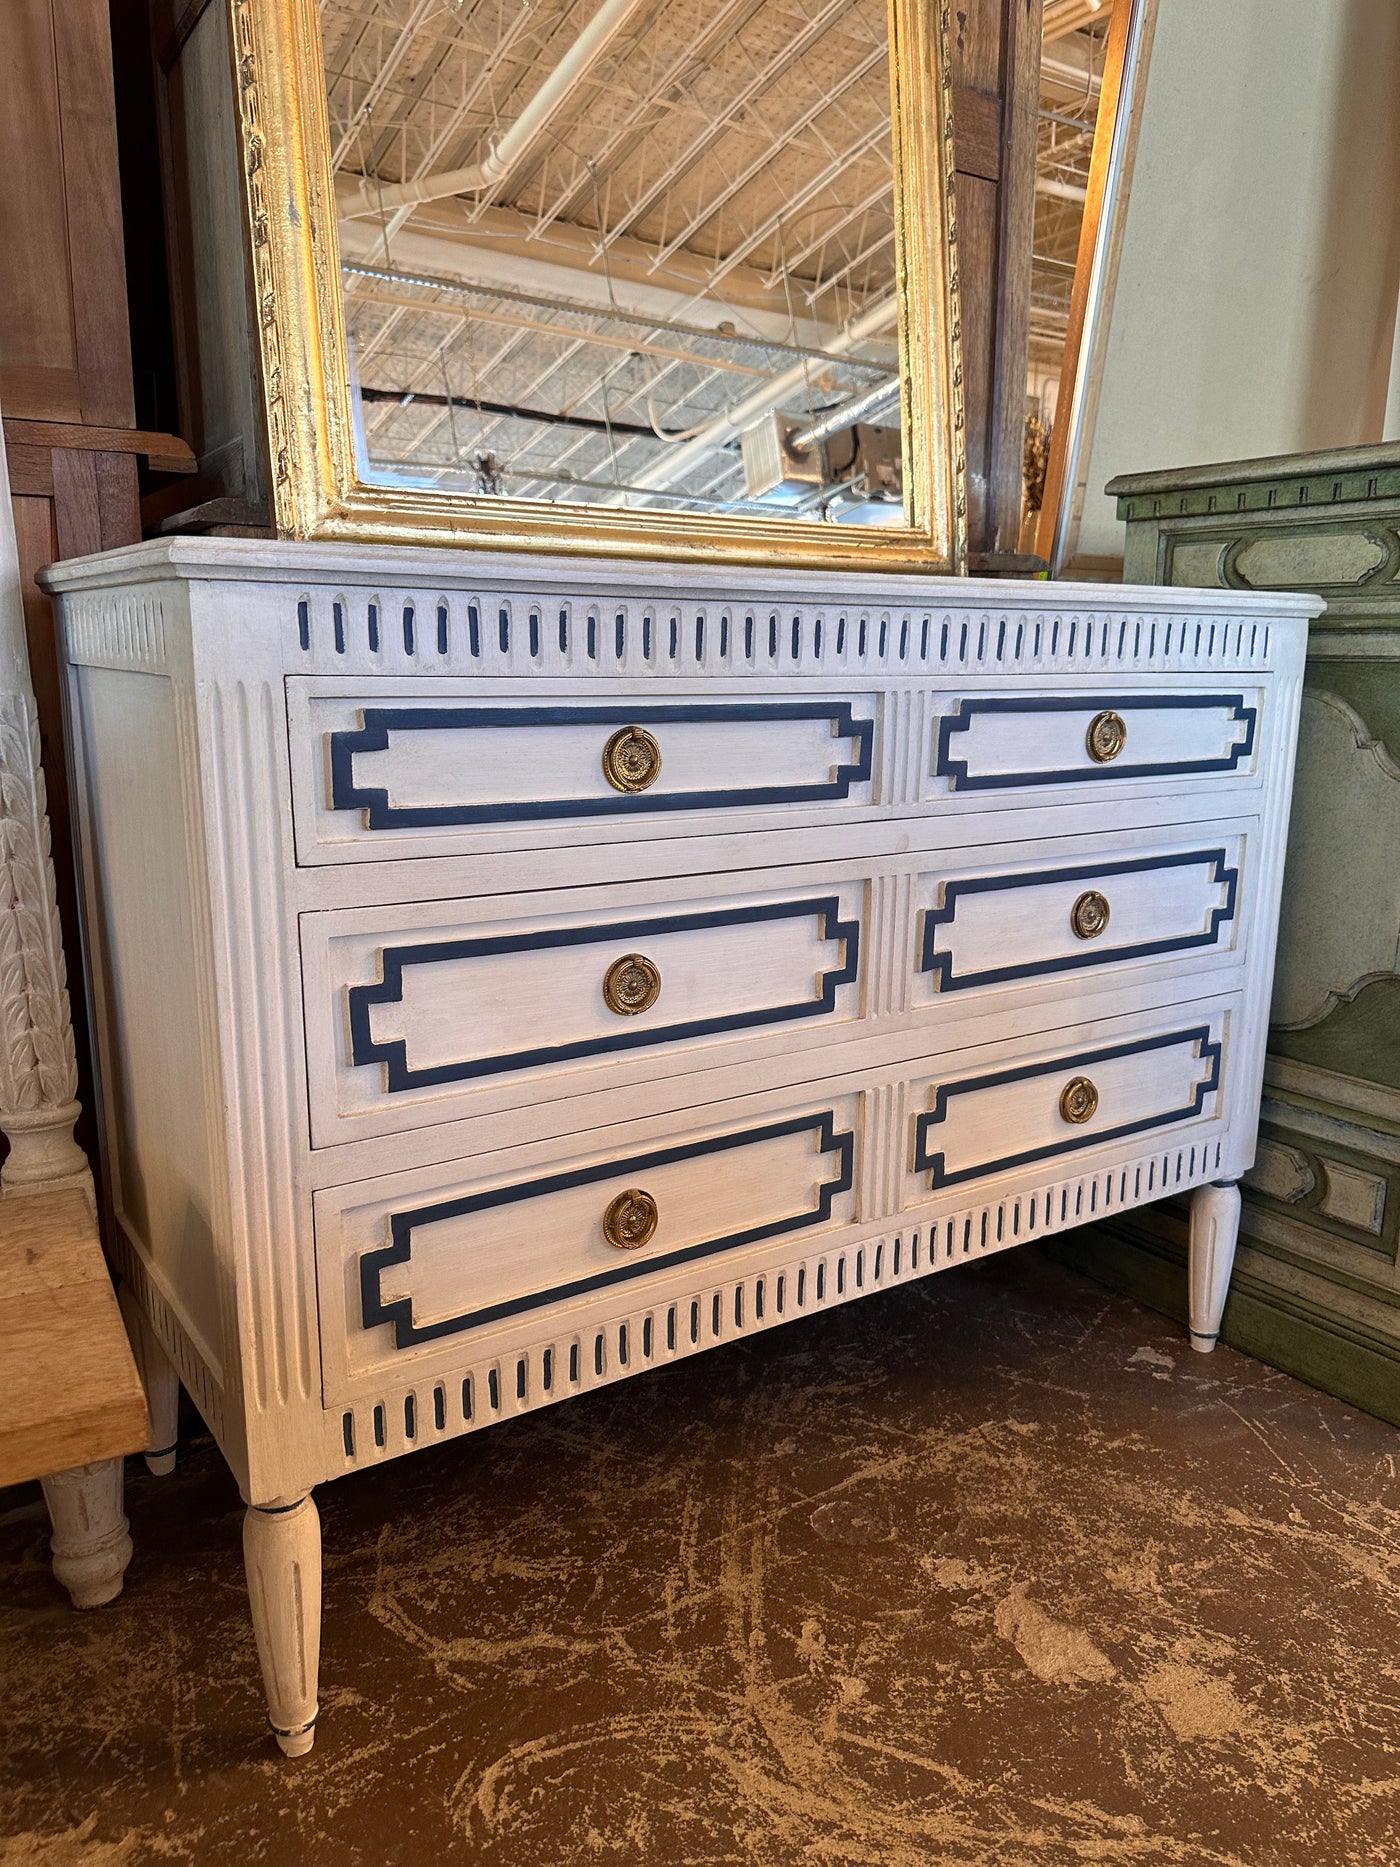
[106,1222,227,1446]
[326,1132,1225,1477]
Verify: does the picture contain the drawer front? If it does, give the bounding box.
[911,1020,1224,1192]
[934,692,1256,794]
[302,883,862,1146]
[304,827,1250,1150]
[917,843,1240,996]
[320,1106,856,1374]
[292,686,874,861]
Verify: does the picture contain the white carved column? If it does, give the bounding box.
[40,1460,133,1608]
[0,410,122,1612]
[0,411,91,1205]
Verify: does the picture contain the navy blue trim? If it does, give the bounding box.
[349,897,859,1090]
[270,1714,319,1737]
[330,702,873,828]
[359,1112,854,1348]
[913,1025,1221,1189]
[921,849,1238,991]
[935,694,1256,790]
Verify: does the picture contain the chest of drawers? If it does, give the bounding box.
[43,540,1317,1755]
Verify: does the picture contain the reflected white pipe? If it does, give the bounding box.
[790,375,900,452]
[606,295,900,504]
[1036,176,1089,204]
[344,0,649,218]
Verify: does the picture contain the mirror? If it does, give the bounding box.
[234,0,961,567]
[329,0,909,526]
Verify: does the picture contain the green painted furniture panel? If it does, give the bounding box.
[1056,445,1400,1426]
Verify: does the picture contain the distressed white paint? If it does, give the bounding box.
[40,1460,132,1609]
[243,1496,321,1757]
[42,538,1315,1753]
[1188,1180,1243,1351]
[0,404,89,1200]
[120,1285,182,1476]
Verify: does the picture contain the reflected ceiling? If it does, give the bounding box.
[325,0,902,519]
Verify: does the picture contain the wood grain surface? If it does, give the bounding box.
[0,1188,147,1485]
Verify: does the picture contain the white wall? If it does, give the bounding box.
[1072,0,1400,564]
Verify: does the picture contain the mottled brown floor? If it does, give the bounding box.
[3,1247,1400,1867]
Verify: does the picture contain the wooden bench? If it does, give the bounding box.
[0,1188,150,1605]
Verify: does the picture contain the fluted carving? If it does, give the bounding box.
[0,414,89,1200]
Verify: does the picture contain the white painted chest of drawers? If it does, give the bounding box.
[44,540,1317,1754]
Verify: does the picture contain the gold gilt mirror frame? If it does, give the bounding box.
[227,0,965,571]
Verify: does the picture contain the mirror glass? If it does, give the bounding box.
[323,0,908,526]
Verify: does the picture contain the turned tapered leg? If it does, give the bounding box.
[1188,1179,1241,1353]
[118,1288,181,1476]
[41,1459,133,1608]
[243,1495,321,1757]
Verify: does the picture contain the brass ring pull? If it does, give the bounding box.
[1071,890,1111,940]
[603,953,661,1016]
[603,1187,658,1250]
[1086,709,1128,763]
[1059,1076,1099,1125]
[602,725,661,793]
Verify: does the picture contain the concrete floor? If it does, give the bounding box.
[3,1247,1399,1867]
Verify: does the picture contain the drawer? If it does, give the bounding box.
[909,1016,1225,1193]
[933,691,1257,796]
[302,880,863,1146]
[916,840,1241,997]
[290,683,874,863]
[317,1100,858,1384]
[317,998,1238,1403]
[303,828,1250,1152]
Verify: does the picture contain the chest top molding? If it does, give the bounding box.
[42,540,1318,682]
[41,541,1314,679]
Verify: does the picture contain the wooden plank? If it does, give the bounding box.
[986,0,1042,558]
[952,85,1002,183]
[949,0,1004,97]
[0,1188,148,1486]
[6,447,55,497]
[953,173,1000,552]
[95,450,141,550]
[51,446,104,559]
[950,0,1043,563]
[52,0,135,427]
[0,365,83,424]
[3,418,195,473]
[0,2,78,387]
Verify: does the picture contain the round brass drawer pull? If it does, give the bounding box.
[603,1187,658,1250]
[1071,890,1111,940]
[602,724,661,793]
[1059,1076,1099,1125]
[603,952,661,1015]
[1086,709,1128,763]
